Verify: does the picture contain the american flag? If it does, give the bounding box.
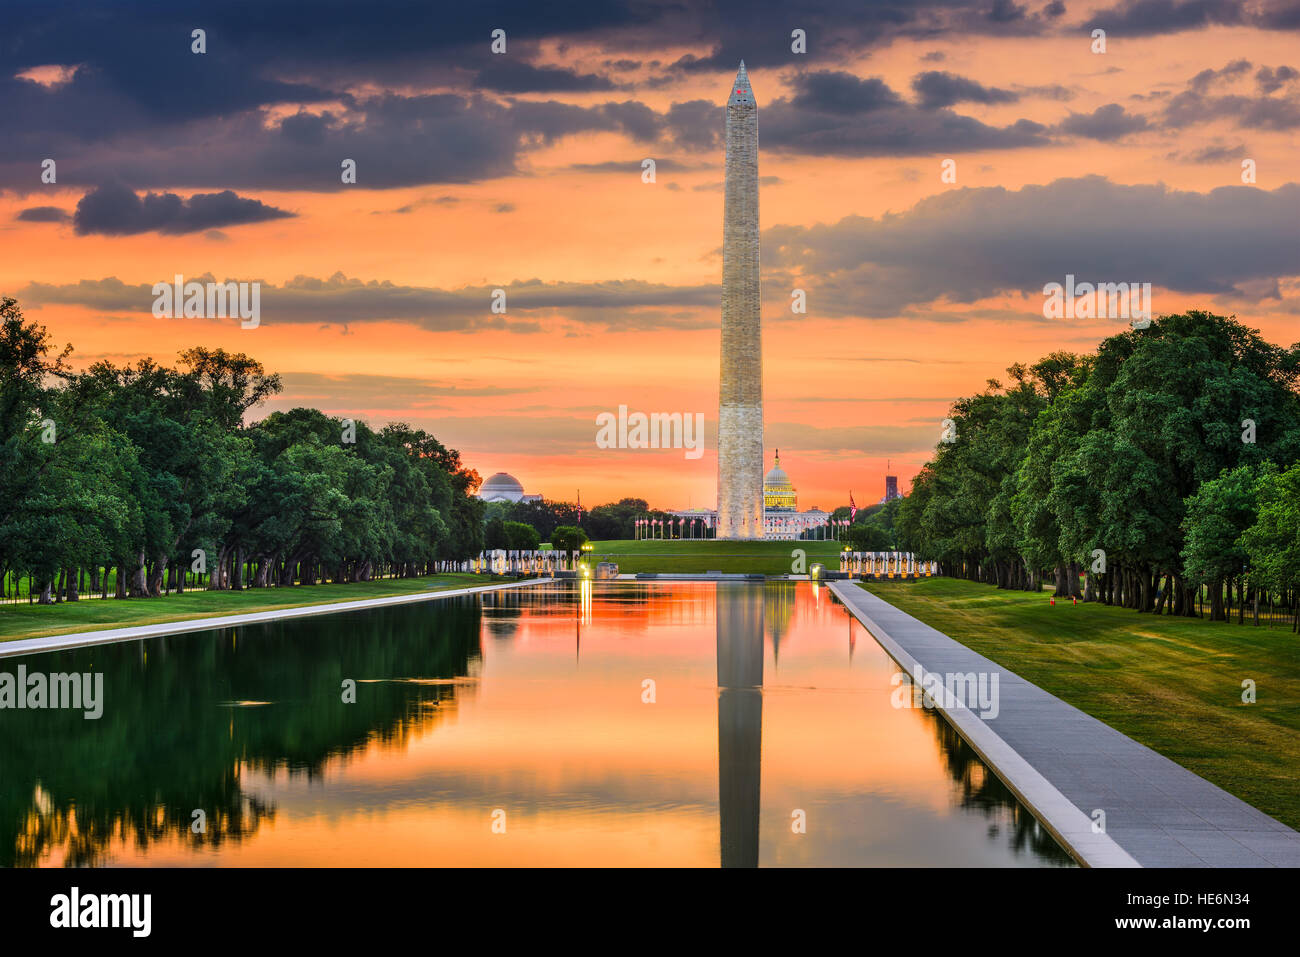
[849,491,857,522]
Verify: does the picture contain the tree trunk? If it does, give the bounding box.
[148,555,167,597]
[1209,578,1225,621]
[129,551,149,597]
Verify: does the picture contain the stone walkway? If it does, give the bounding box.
[0,578,551,659]
[830,582,1300,868]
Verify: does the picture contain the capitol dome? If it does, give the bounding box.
[479,472,526,503]
[763,451,797,511]
[765,462,790,486]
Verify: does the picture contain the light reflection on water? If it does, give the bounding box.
[1,581,1074,867]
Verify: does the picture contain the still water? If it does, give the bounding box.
[2,581,1074,867]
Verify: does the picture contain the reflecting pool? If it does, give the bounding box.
[1,581,1075,867]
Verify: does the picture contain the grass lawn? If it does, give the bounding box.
[862,577,1300,830]
[0,573,509,643]
[585,538,845,574]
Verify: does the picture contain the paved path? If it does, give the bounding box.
[831,582,1300,868]
[0,578,552,659]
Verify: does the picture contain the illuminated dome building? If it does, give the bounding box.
[763,450,797,511]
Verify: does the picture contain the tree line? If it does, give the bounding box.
[0,297,485,603]
[484,496,675,541]
[896,311,1300,626]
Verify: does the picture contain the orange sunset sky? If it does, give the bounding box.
[2,0,1298,511]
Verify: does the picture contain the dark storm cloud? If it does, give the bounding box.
[662,71,1051,156]
[789,72,905,113]
[761,177,1300,316]
[1087,0,1248,33]
[761,89,1051,156]
[1167,142,1249,162]
[595,101,664,141]
[0,91,646,192]
[1163,61,1300,129]
[4,0,1294,120]
[1189,58,1253,91]
[3,1,1296,196]
[2,67,1054,193]
[1055,103,1150,139]
[1256,64,1299,93]
[0,1,635,93]
[0,50,333,141]
[72,184,293,235]
[663,100,724,151]
[1255,0,1300,27]
[15,206,70,223]
[658,0,1074,74]
[1018,83,1075,101]
[911,71,1020,109]
[987,0,1029,23]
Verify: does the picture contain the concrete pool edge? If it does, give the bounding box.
[0,578,554,658]
[829,581,1139,869]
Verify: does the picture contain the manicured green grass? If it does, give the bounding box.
[585,538,845,574]
[862,577,1300,829]
[0,573,508,643]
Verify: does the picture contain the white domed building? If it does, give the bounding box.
[665,451,831,540]
[477,472,541,504]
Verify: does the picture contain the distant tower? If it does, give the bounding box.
[716,61,764,540]
[883,475,900,503]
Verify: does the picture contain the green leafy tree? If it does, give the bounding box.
[1181,465,1261,621]
[1239,463,1300,629]
[503,520,541,550]
[550,525,588,552]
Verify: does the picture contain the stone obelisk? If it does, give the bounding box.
[716,61,764,540]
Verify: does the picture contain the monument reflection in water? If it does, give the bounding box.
[2,582,1073,867]
[716,583,764,868]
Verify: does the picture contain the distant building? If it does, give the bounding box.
[763,451,796,511]
[667,451,831,540]
[477,472,542,504]
[879,474,900,505]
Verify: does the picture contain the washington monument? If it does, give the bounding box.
[716,61,764,540]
